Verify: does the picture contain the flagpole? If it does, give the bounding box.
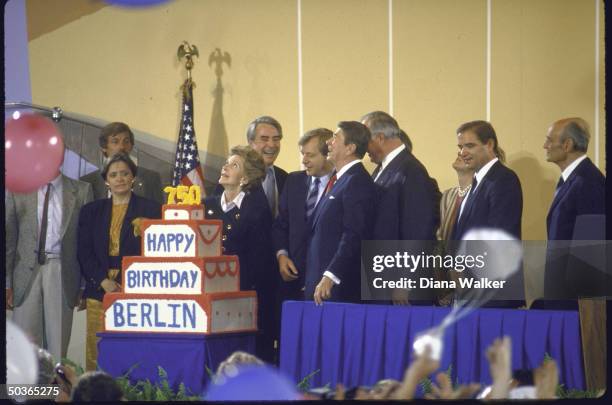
[173,41,206,198]
[178,41,199,97]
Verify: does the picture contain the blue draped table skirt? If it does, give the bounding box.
[97,331,256,395]
[279,301,584,390]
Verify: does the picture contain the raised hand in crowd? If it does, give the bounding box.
[368,379,401,400]
[333,383,346,400]
[392,346,440,400]
[54,363,78,402]
[534,358,558,399]
[486,336,512,399]
[424,371,480,400]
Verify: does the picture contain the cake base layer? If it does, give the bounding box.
[102,291,257,334]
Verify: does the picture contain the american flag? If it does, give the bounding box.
[172,80,206,195]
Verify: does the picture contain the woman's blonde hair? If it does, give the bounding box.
[230,145,266,191]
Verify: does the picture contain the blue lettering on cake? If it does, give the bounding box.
[127,270,137,289]
[113,303,125,327]
[169,269,180,287]
[184,303,196,329]
[147,232,195,254]
[159,270,169,288]
[154,303,166,327]
[142,270,151,288]
[183,234,194,253]
[141,303,153,327]
[190,270,198,288]
[168,303,181,328]
[155,233,167,251]
[127,303,138,327]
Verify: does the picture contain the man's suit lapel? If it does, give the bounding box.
[60,176,77,239]
[310,164,355,228]
[548,159,589,215]
[548,178,570,217]
[456,161,499,234]
[24,192,39,242]
[298,175,311,217]
[374,150,405,186]
[459,182,480,226]
[92,172,107,200]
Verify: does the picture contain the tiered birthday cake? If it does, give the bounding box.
[102,199,258,334]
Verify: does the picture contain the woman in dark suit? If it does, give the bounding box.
[204,145,277,363]
[77,152,160,371]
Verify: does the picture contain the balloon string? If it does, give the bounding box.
[437,287,498,332]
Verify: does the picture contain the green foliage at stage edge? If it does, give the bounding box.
[61,357,599,400]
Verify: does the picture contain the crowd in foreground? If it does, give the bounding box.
[17,326,585,402]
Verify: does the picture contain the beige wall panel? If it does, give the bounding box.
[301,0,388,173]
[492,0,599,240]
[29,0,298,168]
[393,0,487,193]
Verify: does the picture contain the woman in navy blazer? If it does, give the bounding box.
[204,145,277,363]
[77,153,160,370]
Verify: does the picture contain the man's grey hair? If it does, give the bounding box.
[246,116,283,143]
[360,111,400,140]
[560,118,590,153]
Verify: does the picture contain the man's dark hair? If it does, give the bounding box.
[71,371,124,402]
[337,121,371,159]
[98,122,134,149]
[298,128,333,156]
[456,120,506,162]
[246,116,283,143]
[100,152,138,180]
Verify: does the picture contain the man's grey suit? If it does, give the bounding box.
[80,166,163,204]
[6,175,93,360]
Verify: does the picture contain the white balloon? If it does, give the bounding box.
[413,328,443,361]
[460,227,523,280]
[6,320,38,385]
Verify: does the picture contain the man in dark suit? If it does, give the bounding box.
[451,121,522,240]
[246,116,288,218]
[272,128,334,301]
[80,122,163,204]
[361,111,441,304]
[544,118,605,240]
[362,111,441,241]
[306,121,377,304]
[451,120,524,308]
[540,117,605,304]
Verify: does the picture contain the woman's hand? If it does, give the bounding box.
[101,278,120,293]
[132,217,144,237]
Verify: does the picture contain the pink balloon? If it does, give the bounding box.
[5,113,65,193]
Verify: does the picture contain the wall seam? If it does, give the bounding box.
[389,0,394,115]
[297,0,304,137]
[486,0,492,121]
